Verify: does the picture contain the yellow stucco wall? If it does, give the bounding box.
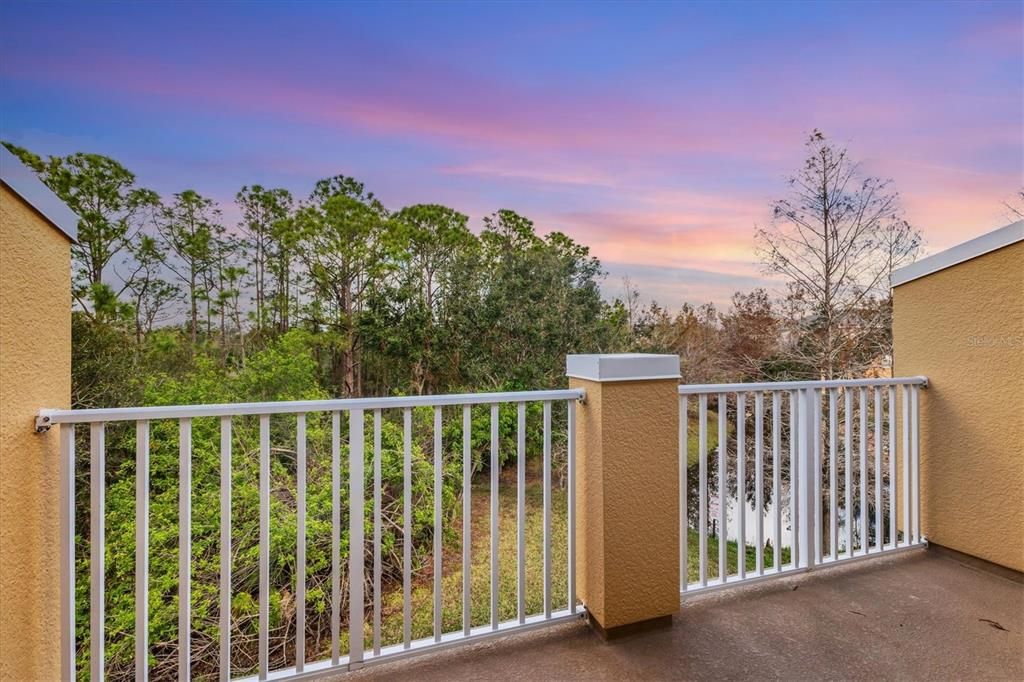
[0,183,71,681]
[570,377,679,629]
[893,240,1024,572]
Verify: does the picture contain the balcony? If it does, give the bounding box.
[32,368,1024,681]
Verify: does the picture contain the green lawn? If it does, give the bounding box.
[688,528,791,583]
[349,462,788,650]
[372,468,569,648]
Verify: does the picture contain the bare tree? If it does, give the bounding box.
[1004,188,1024,220]
[621,276,643,331]
[719,288,781,381]
[756,130,922,379]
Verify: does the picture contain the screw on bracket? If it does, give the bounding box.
[35,413,53,433]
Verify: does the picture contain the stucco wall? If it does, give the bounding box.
[570,377,679,629]
[893,241,1024,572]
[0,183,71,681]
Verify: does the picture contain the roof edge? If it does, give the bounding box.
[891,220,1023,287]
[0,145,79,242]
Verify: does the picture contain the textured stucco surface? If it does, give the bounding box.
[0,184,71,681]
[893,240,1023,572]
[569,377,679,629]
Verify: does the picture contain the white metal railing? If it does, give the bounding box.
[678,377,927,595]
[42,388,582,681]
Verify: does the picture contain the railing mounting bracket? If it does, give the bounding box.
[35,410,55,433]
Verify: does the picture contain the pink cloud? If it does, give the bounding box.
[3,12,1018,314]
[547,207,763,277]
[438,163,617,188]
[870,157,1022,251]
[0,48,801,159]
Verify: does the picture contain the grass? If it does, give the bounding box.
[687,529,791,583]
[685,408,724,466]
[349,458,788,651]
[368,462,568,649]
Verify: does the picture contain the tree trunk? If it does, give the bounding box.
[189,271,198,346]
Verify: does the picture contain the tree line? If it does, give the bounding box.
[4,142,629,409]
[5,129,921,411]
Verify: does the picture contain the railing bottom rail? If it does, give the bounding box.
[681,541,927,599]
[234,609,584,682]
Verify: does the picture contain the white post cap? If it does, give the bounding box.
[566,354,680,382]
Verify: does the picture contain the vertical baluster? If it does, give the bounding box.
[901,386,910,547]
[517,403,526,623]
[813,390,822,564]
[463,405,473,635]
[258,415,269,680]
[543,401,553,616]
[179,419,191,682]
[331,412,340,663]
[91,422,105,682]
[859,389,868,554]
[736,394,746,580]
[888,386,897,549]
[829,389,838,561]
[61,424,76,682]
[754,392,764,576]
[844,389,853,557]
[296,415,306,672]
[350,409,365,664]
[874,389,883,552]
[137,421,150,682]
[402,409,412,648]
[681,396,690,588]
[796,390,817,570]
[698,395,708,586]
[911,386,921,544]
[490,403,499,629]
[717,395,727,582]
[218,417,231,682]
[789,392,799,568]
[433,406,442,643]
[373,410,382,656]
[567,399,577,614]
[772,392,782,572]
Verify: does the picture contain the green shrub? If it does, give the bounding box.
[77,332,458,680]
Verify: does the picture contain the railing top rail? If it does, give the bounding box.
[37,388,586,425]
[676,376,928,395]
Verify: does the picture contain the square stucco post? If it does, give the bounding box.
[567,354,680,637]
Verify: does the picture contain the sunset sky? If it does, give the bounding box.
[1,1,1021,308]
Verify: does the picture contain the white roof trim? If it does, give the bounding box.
[0,145,78,241]
[891,221,1023,287]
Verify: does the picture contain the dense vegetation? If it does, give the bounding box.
[6,139,632,679]
[4,130,920,680]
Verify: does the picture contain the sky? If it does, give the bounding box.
[1,1,1021,309]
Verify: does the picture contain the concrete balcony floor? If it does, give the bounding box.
[349,548,1023,681]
